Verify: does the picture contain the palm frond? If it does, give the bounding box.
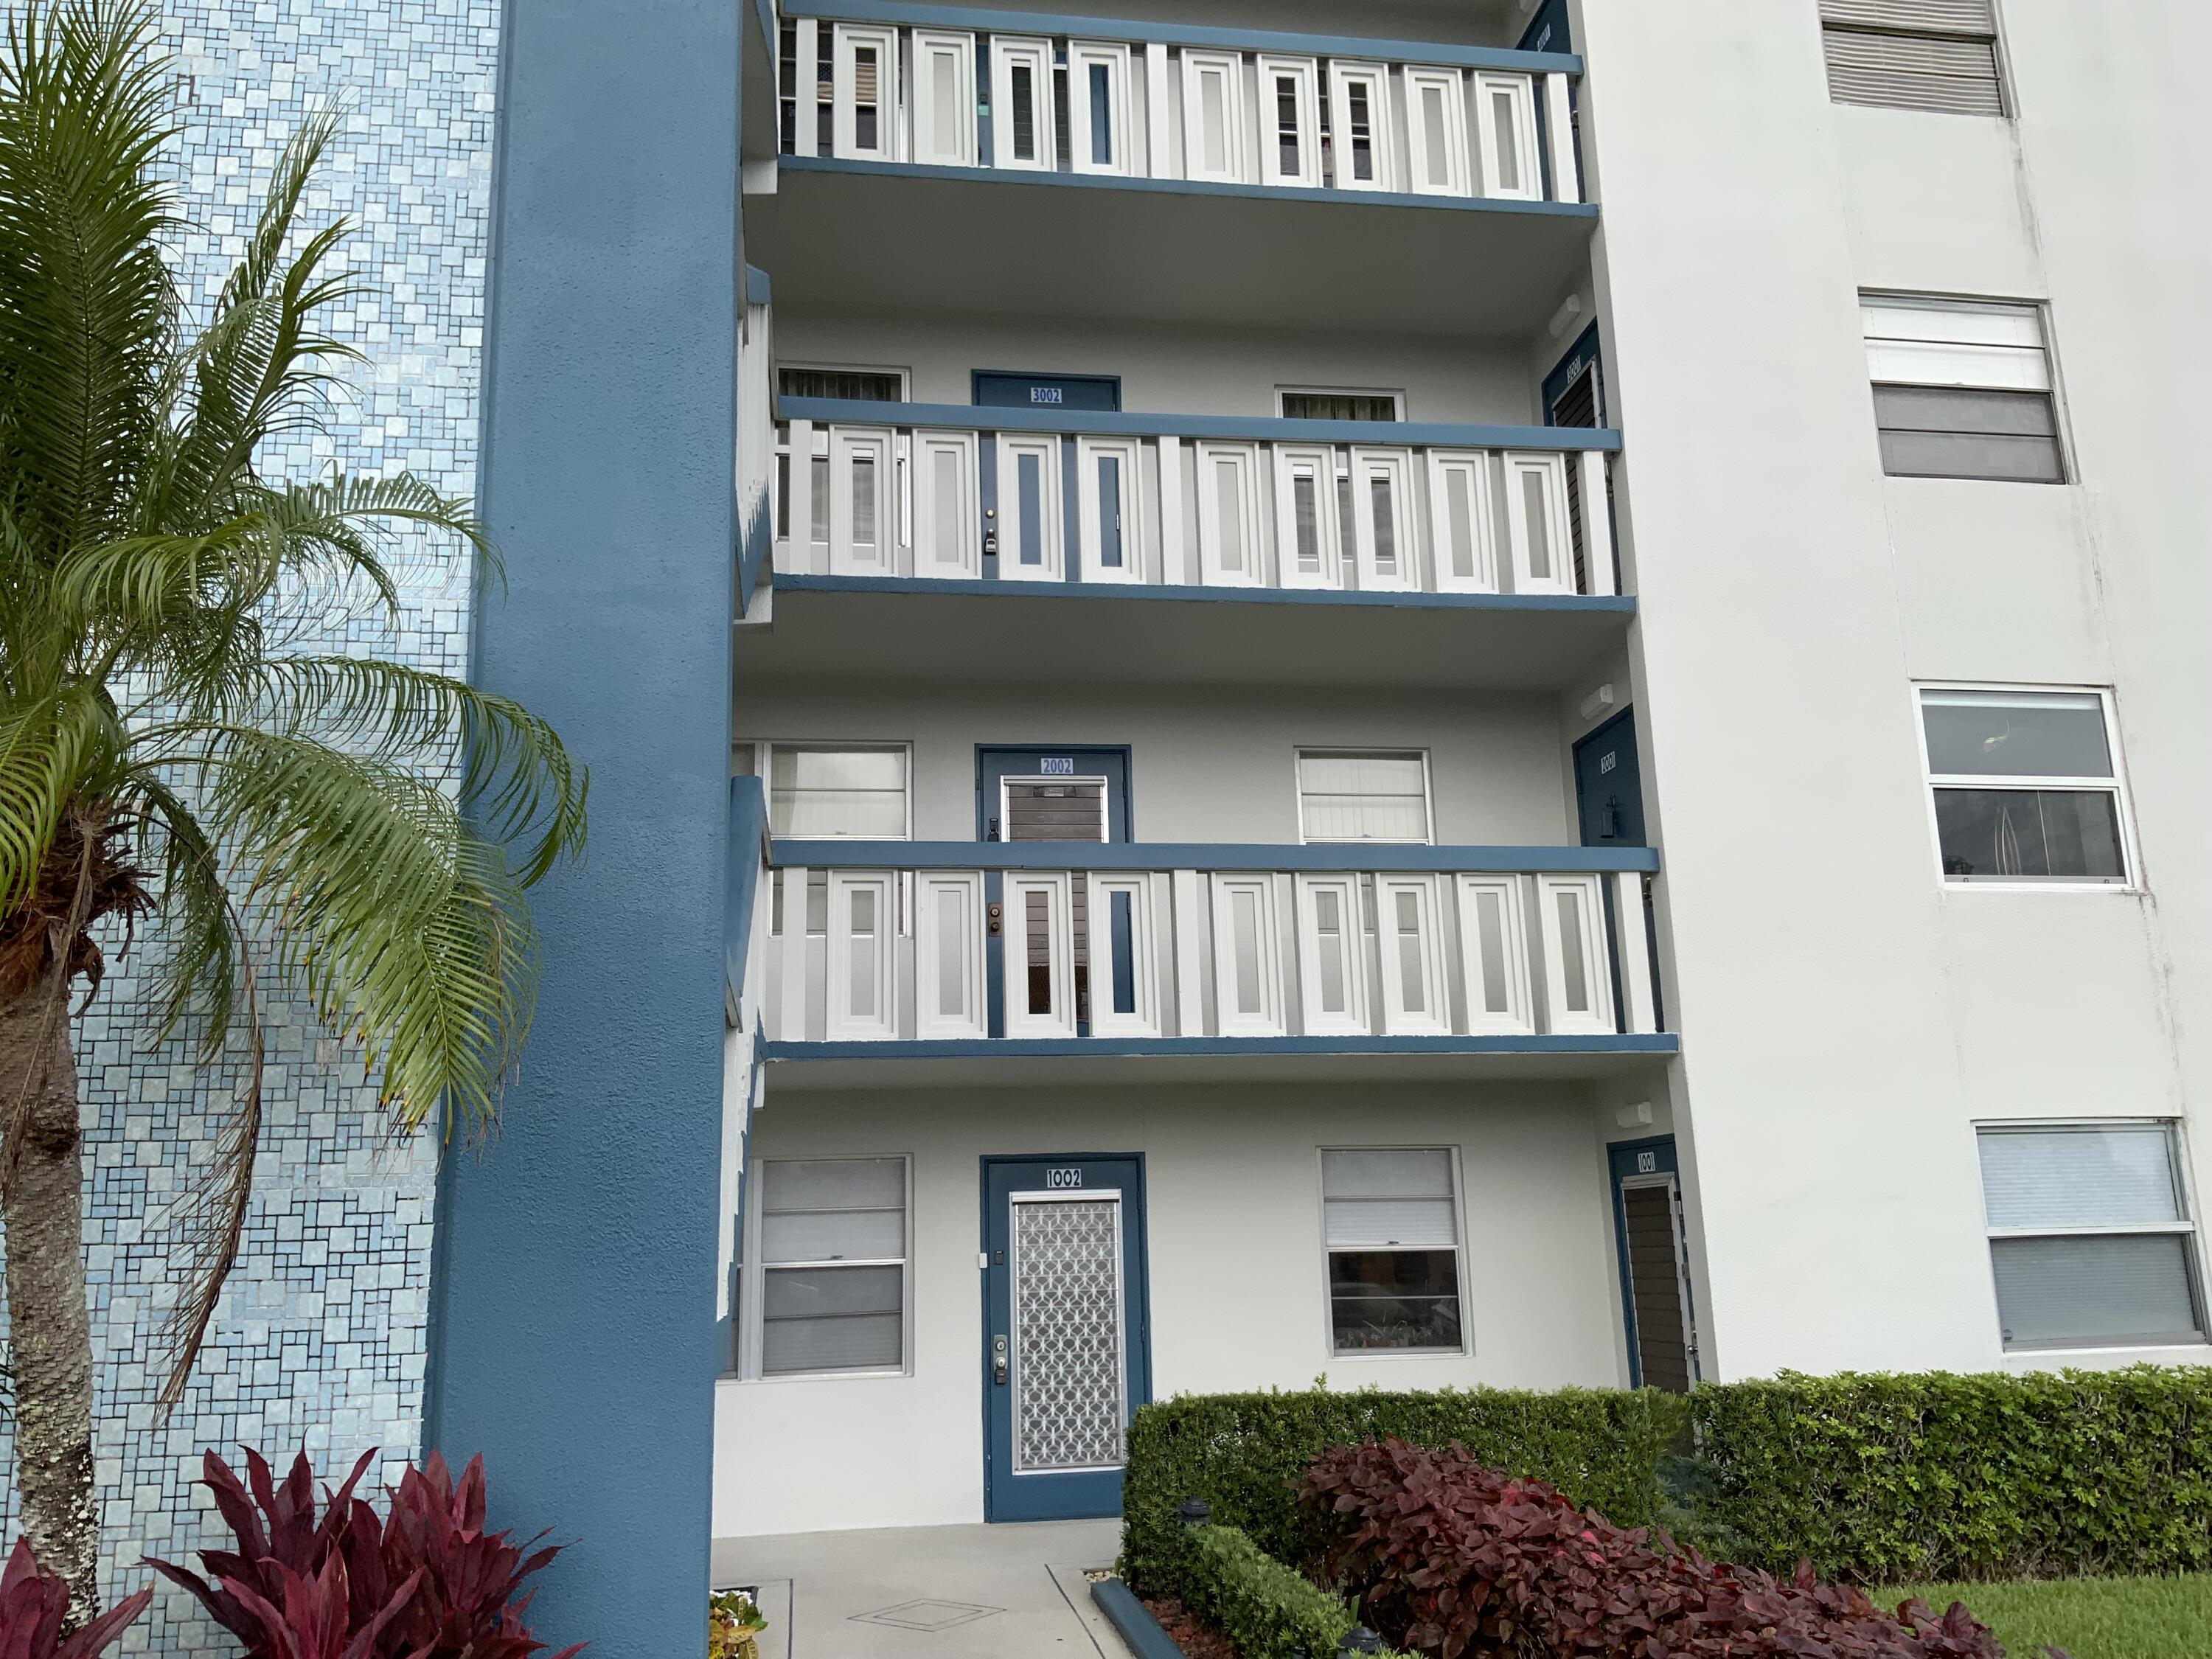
[0,678,117,909]
[0,0,177,557]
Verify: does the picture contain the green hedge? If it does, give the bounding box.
[1120,1384,1691,1597]
[1181,1524,1361,1659]
[1693,1368,2212,1583]
[1120,1368,2212,1596]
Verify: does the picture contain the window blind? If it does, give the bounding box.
[1863,297,2063,481]
[1820,0,2005,117]
[1322,1150,1458,1248]
[756,1158,908,1376]
[765,745,908,838]
[1298,752,1430,844]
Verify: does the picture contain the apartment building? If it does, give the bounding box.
[416,0,2212,1652]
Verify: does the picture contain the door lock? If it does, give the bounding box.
[987,902,1003,935]
[992,1334,1009,1386]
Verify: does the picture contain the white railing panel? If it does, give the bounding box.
[1293,874,1369,1035]
[825,871,898,1039]
[1209,873,1286,1037]
[1375,873,1454,1036]
[916,871,989,1038]
[1004,872,1079,1037]
[911,29,979,167]
[1535,872,1615,1035]
[1454,874,1534,1034]
[1613,870,1658,1035]
[1087,873,1164,1036]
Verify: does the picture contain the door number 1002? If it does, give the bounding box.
[1045,1168,1083,1189]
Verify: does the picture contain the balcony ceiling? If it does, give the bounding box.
[748,163,1596,341]
[736,578,1633,692]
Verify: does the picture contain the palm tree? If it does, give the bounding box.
[0,0,585,1623]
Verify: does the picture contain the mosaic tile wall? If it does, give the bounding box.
[0,1,501,1647]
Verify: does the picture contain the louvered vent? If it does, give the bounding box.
[1819,0,2006,117]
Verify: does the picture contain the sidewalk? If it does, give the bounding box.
[712,1519,1130,1658]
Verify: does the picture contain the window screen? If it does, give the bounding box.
[1978,1125,2203,1349]
[779,366,906,403]
[750,744,910,838]
[1863,297,2062,481]
[1917,689,2126,883]
[1298,752,1431,844]
[1819,0,2006,117]
[1322,1150,1464,1353]
[750,1157,909,1377]
[1280,392,1400,422]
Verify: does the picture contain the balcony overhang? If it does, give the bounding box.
[748,159,1599,339]
[737,575,1634,692]
[760,1033,1680,1091]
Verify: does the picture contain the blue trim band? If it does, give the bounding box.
[770,840,1662,873]
[783,0,1584,72]
[775,570,1635,614]
[767,1033,1680,1061]
[776,397,1621,452]
[780,153,1601,223]
[744,263,771,306]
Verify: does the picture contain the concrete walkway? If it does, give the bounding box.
[713,1520,1132,1658]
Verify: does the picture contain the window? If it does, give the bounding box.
[1863,296,2064,481]
[1978,1124,2204,1350]
[1322,1150,1464,1354]
[1916,689,2129,885]
[1298,751,1431,844]
[737,1158,911,1377]
[1279,389,1402,422]
[736,743,911,839]
[777,366,906,403]
[1820,0,2006,118]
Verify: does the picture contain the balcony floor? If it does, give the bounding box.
[738,575,1635,691]
[748,158,1599,340]
[760,1033,1679,1091]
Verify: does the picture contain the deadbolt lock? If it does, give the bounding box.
[992,1334,1009,1385]
[987,902,1003,935]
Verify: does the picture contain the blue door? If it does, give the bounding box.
[1607,1137,1698,1392]
[1572,709,1644,847]
[982,1154,1151,1520]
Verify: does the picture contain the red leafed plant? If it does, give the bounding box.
[0,1537,150,1659]
[1299,1439,2014,1659]
[149,1447,582,1659]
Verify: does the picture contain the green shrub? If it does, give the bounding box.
[1690,1367,2212,1584]
[1120,1384,1691,1598]
[1182,1525,1357,1659]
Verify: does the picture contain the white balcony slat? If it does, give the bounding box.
[1578,450,1616,597]
[1170,869,1206,1035]
[1614,870,1658,1035]
[1544,72,1579,204]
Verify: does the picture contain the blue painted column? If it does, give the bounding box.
[425,2,740,1654]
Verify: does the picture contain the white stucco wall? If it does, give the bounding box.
[1577,0,2212,1379]
[713,1083,1624,1537]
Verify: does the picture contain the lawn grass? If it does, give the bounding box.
[1881,1573,2212,1659]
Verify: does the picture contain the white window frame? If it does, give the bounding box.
[1535,872,1613,1035]
[832,23,901,162]
[1077,434,1146,583]
[1179,48,1249,184]
[1403,66,1471,197]
[910,28,978,167]
[996,432,1065,578]
[743,740,914,843]
[1317,1145,1470,1360]
[1295,748,1435,846]
[1086,872,1163,1037]
[1913,682,2138,892]
[1068,40,1134,177]
[1293,873,1371,1036]
[1472,71,1542,200]
[1194,440,1266,587]
[1454,874,1534,1035]
[1210,872,1285,1037]
[913,429,981,579]
[1273,443,1343,591]
[915,869,988,1039]
[736,1155,914,1382]
[990,36,1057,171]
[1349,445,1420,591]
[1975,1119,2208,1353]
[1325,61,1394,192]
[1426,449,1500,594]
[1256,53,1323,188]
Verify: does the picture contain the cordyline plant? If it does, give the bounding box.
[0,0,585,1626]
[151,1447,583,1659]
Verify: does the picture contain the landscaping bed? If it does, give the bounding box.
[1141,1596,1241,1659]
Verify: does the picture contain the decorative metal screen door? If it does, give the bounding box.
[982,1155,1150,1521]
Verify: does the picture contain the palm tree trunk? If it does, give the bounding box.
[0,964,100,1626]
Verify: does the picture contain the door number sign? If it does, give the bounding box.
[1045,1167,1084,1189]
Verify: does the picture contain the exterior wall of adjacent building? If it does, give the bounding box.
[714,1082,1630,1537]
[0,3,498,1646]
[1576,0,2212,1377]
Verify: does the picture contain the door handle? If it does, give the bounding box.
[992,1335,1009,1386]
